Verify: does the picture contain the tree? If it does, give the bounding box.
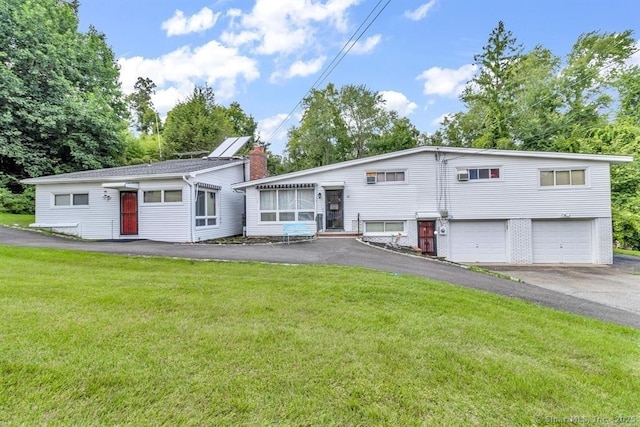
[369,115,421,154]
[336,85,392,159]
[127,77,161,135]
[554,31,637,151]
[0,0,126,198]
[162,85,258,156]
[460,21,523,149]
[285,83,420,170]
[286,84,345,170]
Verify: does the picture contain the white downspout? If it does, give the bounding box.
[183,175,195,243]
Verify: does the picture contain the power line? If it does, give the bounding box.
[264,0,392,146]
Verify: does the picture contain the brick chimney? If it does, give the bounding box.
[249,145,268,180]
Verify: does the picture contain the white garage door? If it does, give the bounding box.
[532,220,592,264]
[449,221,506,263]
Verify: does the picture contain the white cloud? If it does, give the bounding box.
[270,56,326,82]
[379,91,418,116]
[162,7,220,36]
[222,0,362,56]
[118,41,260,115]
[404,0,437,21]
[416,64,477,97]
[348,34,381,55]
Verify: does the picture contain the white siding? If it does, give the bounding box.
[137,179,190,242]
[192,164,245,242]
[446,155,612,220]
[33,183,120,239]
[245,152,438,236]
[242,149,617,264]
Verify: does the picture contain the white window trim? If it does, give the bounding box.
[52,192,90,208]
[259,189,316,223]
[195,189,218,228]
[456,166,502,182]
[364,170,408,185]
[141,188,184,205]
[538,168,589,189]
[363,221,407,237]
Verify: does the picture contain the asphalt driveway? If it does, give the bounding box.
[482,257,640,316]
[1,226,639,329]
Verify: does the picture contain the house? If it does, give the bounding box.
[234,146,633,264]
[21,137,267,243]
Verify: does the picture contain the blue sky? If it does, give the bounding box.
[78,0,640,155]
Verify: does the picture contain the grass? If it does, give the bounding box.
[615,248,640,257]
[1,247,639,426]
[0,213,33,227]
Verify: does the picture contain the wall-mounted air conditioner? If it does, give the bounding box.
[457,170,469,181]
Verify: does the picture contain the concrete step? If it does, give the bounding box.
[317,232,360,238]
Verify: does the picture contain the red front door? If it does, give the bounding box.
[418,221,436,256]
[120,192,138,235]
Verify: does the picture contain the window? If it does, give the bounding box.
[259,188,315,222]
[143,189,183,204]
[540,169,586,187]
[144,191,162,203]
[462,168,500,180]
[164,190,183,203]
[196,190,216,227]
[365,221,405,234]
[54,193,89,206]
[365,171,406,184]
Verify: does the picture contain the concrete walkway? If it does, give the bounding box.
[1,226,639,329]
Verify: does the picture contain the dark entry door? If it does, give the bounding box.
[325,189,344,230]
[418,221,436,256]
[120,192,138,235]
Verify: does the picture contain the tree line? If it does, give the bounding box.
[0,1,638,248]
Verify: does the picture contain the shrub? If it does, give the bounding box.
[0,186,35,214]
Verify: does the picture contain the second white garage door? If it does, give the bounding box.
[532,220,592,264]
[449,221,507,263]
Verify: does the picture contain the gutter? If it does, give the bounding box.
[182,175,195,243]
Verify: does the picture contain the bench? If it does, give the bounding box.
[282,222,315,244]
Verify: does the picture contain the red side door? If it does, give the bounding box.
[418,221,436,256]
[120,192,138,235]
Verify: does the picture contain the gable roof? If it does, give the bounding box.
[232,145,633,189]
[22,158,245,185]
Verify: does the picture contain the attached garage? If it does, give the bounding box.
[449,221,507,263]
[532,220,592,263]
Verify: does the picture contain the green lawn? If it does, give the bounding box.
[615,248,640,257]
[0,213,33,227]
[1,247,639,426]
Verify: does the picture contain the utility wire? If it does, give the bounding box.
[264,0,392,146]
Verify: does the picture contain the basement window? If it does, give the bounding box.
[365,221,405,234]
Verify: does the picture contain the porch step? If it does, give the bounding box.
[317,231,360,238]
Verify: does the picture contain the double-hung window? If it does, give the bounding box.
[196,190,217,226]
[259,188,315,222]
